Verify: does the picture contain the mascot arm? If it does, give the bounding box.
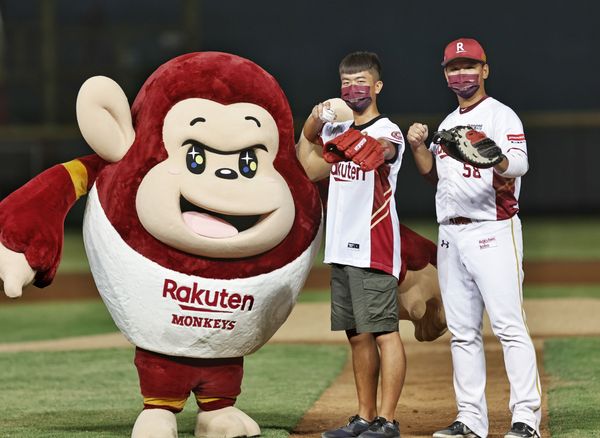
[0,154,108,290]
[398,224,446,342]
[400,224,437,271]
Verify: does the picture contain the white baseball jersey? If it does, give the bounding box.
[319,115,404,278]
[430,96,528,224]
[433,96,541,436]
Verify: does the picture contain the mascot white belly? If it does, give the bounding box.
[84,184,321,358]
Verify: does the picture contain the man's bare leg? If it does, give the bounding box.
[347,330,380,421]
[375,331,406,421]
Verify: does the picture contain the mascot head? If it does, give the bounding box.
[77,52,321,279]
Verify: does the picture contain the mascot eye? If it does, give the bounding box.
[238,148,258,179]
[186,144,206,174]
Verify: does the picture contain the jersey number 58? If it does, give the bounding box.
[463,163,481,178]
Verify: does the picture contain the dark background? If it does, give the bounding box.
[0,0,598,221]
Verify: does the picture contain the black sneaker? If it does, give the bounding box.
[432,421,480,437]
[322,415,372,438]
[504,422,540,438]
[357,416,400,438]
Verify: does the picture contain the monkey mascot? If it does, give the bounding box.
[0,53,445,438]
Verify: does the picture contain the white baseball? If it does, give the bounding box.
[320,107,336,123]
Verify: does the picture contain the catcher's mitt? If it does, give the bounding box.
[432,125,503,168]
[323,128,384,171]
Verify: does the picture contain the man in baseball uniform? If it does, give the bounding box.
[302,51,406,438]
[406,38,541,438]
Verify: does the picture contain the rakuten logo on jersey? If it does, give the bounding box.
[331,161,367,182]
[162,279,255,314]
[507,133,526,143]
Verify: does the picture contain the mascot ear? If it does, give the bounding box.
[76,76,135,162]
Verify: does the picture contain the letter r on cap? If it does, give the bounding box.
[456,42,465,53]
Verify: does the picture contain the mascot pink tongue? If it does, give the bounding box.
[182,212,238,238]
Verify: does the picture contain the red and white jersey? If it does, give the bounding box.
[430,96,528,223]
[320,115,404,279]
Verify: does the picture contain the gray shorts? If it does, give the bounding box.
[330,264,399,333]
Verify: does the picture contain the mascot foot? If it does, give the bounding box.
[132,409,178,438]
[195,406,260,438]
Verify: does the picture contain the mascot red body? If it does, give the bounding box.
[0,52,322,437]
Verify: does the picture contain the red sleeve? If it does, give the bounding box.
[0,154,108,287]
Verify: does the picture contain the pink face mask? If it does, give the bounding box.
[341,85,372,113]
[447,73,480,99]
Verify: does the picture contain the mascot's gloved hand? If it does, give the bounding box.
[0,242,35,298]
[324,128,384,170]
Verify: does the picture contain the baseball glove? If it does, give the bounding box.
[323,128,384,171]
[432,125,503,168]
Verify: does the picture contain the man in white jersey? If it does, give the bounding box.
[406,38,541,438]
[302,52,406,438]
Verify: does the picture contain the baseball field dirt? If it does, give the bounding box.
[278,298,600,438]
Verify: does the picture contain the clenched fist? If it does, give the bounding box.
[407,123,429,151]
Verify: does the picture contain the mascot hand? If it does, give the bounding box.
[0,242,35,298]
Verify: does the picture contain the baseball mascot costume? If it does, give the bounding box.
[0,52,446,437]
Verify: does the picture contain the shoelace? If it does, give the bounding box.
[348,415,367,426]
[449,421,468,432]
[368,417,387,431]
[512,422,535,434]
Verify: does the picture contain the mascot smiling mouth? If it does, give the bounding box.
[180,195,263,238]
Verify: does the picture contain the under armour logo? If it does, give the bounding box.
[441,240,450,248]
[456,42,466,53]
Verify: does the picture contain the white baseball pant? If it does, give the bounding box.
[437,215,542,437]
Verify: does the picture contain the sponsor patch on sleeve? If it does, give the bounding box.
[507,133,526,143]
[390,131,404,143]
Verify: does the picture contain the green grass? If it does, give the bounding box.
[544,337,600,437]
[0,300,116,343]
[524,285,600,299]
[59,232,90,273]
[523,217,600,260]
[0,343,348,437]
[298,289,330,303]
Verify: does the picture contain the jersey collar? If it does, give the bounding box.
[351,114,387,130]
[459,95,489,114]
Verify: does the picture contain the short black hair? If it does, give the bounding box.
[339,51,382,80]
